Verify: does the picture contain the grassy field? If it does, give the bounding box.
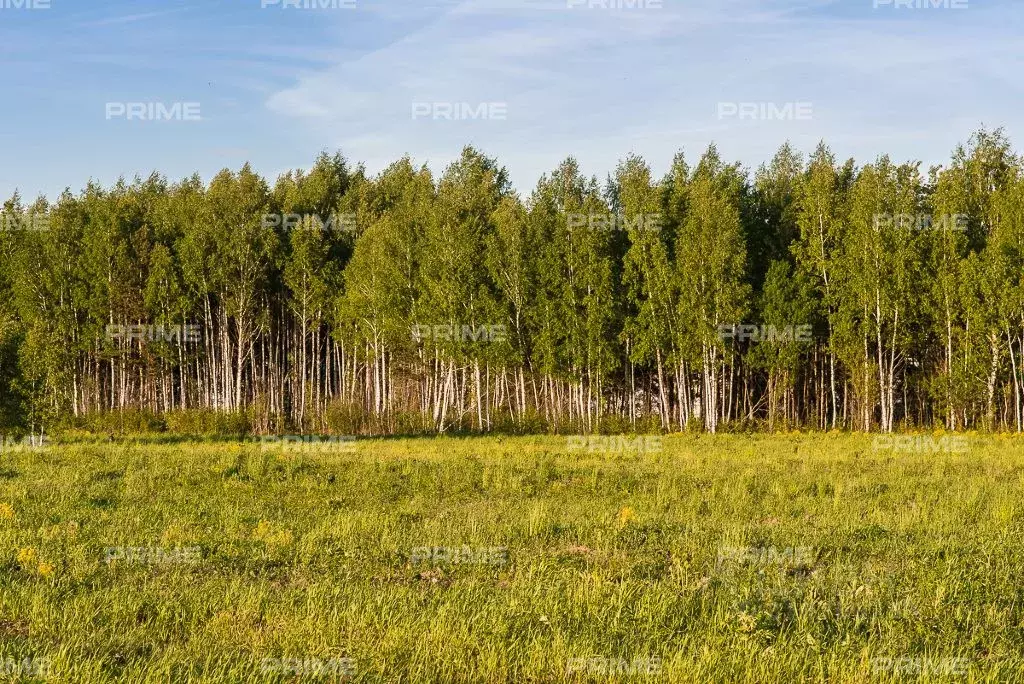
[2,432,1024,682]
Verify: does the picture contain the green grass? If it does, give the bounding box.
[2,433,1024,682]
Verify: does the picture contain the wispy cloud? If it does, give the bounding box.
[259,0,1021,188]
[0,0,1020,201]
[79,8,191,28]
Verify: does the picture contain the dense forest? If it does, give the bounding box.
[2,127,1023,436]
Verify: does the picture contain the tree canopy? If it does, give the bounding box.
[2,131,1023,435]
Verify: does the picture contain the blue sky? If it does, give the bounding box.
[1,0,1021,201]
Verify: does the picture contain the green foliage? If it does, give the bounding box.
[3,130,1024,434]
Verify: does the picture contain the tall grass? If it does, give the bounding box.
[1,433,1023,681]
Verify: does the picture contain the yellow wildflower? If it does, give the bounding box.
[0,503,14,520]
[17,547,37,568]
[37,561,55,578]
[254,520,292,548]
[618,506,637,528]
[160,523,187,546]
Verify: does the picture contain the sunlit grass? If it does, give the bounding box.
[1,433,1023,681]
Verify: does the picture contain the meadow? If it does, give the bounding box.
[2,433,1024,682]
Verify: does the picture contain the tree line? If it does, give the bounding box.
[2,127,1023,436]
